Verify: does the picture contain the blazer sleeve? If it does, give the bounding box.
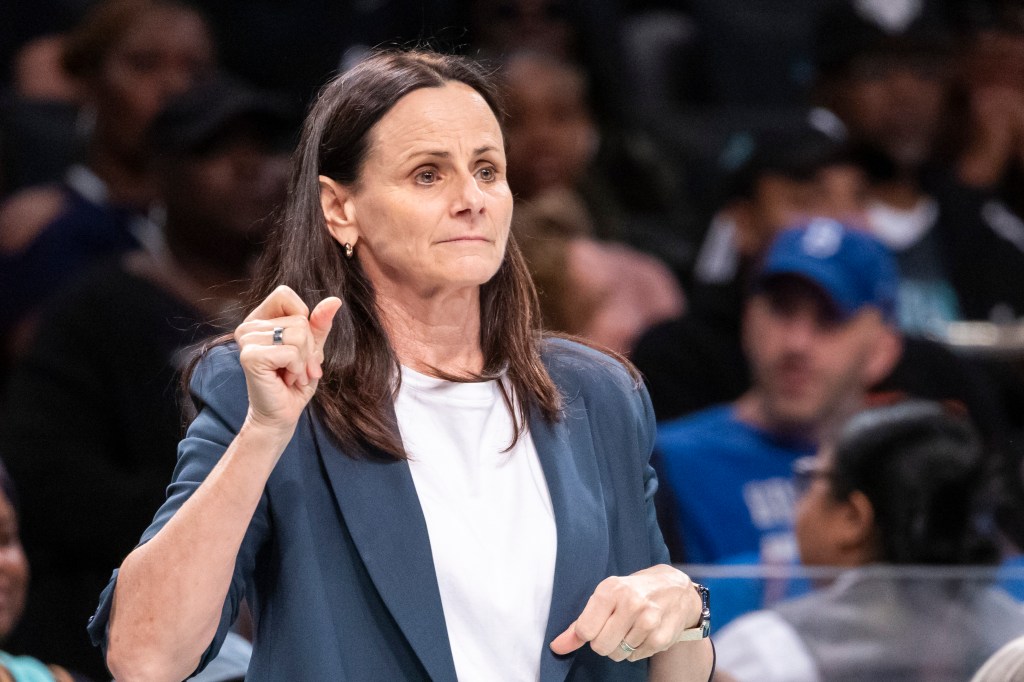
[87,344,270,675]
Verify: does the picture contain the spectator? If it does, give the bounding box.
[0,460,91,681]
[812,0,1024,332]
[502,51,618,240]
[633,124,1010,443]
[654,222,901,610]
[0,76,291,679]
[716,399,1024,682]
[0,0,216,369]
[501,50,691,270]
[514,198,684,356]
[634,123,867,419]
[470,0,630,133]
[955,0,1024,220]
[1,34,87,198]
[506,51,686,353]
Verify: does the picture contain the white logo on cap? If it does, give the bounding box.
[801,219,844,258]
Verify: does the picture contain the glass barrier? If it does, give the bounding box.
[932,320,1024,359]
[678,563,1024,682]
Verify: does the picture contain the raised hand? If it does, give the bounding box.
[549,564,703,663]
[234,285,342,433]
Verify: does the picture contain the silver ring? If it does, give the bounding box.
[272,327,285,345]
[618,640,637,655]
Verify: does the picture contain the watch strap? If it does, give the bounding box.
[678,582,711,641]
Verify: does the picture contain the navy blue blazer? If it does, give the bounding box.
[90,338,671,680]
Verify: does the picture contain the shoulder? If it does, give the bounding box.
[539,336,654,447]
[658,404,735,440]
[715,609,820,682]
[189,343,247,411]
[972,634,1024,682]
[192,342,243,381]
[0,184,68,253]
[0,651,74,682]
[540,336,640,401]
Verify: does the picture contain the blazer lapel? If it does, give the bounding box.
[310,413,458,682]
[532,395,611,682]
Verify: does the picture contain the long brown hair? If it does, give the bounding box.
[192,49,562,459]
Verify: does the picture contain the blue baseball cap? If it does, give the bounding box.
[755,220,899,323]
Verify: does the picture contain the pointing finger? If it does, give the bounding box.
[549,622,586,655]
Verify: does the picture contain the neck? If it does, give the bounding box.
[375,285,485,376]
[871,178,923,211]
[734,390,862,444]
[88,144,156,208]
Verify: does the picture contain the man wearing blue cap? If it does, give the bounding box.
[653,220,902,624]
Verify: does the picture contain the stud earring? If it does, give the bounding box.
[344,243,354,258]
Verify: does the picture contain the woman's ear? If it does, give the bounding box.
[835,490,878,559]
[319,175,359,247]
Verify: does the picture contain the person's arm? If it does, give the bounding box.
[548,376,715,681]
[650,636,715,682]
[104,288,340,681]
[548,563,714,681]
[105,418,290,680]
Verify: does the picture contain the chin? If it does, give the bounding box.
[446,261,504,287]
[0,610,19,641]
[766,403,822,432]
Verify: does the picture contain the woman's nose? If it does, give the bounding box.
[452,172,485,215]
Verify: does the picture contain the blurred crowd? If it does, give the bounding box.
[3,0,1024,680]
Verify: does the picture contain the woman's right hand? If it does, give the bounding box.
[234,285,342,433]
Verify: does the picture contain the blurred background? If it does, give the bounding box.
[4,0,1024,680]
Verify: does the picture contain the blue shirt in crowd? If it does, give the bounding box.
[654,405,816,625]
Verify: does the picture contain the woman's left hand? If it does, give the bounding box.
[549,564,702,662]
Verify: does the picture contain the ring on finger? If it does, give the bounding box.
[272,327,285,345]
[618,640,637,655]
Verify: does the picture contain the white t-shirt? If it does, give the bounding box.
[397,366,558,681]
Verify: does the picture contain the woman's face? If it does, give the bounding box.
[0,492,28,641]
[342,82,513,299]
[91,6,215,164]
[504,57,595,199]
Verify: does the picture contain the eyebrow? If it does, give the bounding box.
[403,146,501,162]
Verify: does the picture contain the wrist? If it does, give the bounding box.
[241,411,298,451]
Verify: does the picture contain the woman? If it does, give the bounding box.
[88,50,714,681]
[715,400,1024,681]
[0,462,88,681]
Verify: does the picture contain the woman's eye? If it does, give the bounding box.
[477,167,496,181]
[415,169,437,184]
